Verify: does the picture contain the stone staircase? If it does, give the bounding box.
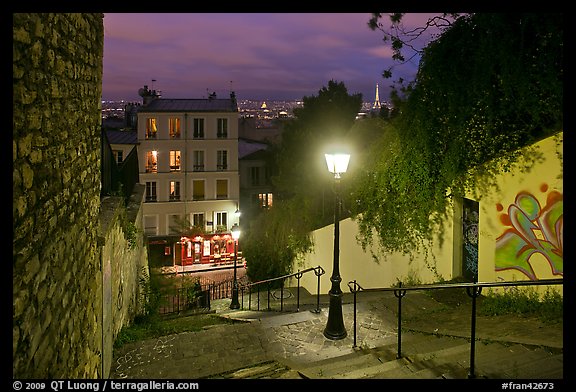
[207,331,563,379]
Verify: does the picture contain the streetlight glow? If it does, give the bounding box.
[323,150,349,340]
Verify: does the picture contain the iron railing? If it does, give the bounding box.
[239,266,325,313]
[347,278,564,379]
[158,286,211,315]
[157,275,250,315]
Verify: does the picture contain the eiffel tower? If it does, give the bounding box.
[372,83,382,110]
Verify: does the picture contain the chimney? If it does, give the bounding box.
[138,85,161,106]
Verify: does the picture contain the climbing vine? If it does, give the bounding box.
[350,13,563,260]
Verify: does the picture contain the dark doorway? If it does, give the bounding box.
[462,198,479,282]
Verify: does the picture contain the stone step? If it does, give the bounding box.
[510,353,563,379]
[337,356,409,379]
[407,339,471,363]
[397,333,471,357]
[202,326,563,380]
[474,345,563,379]
[297,351,385,379]
[316,338,561,380]
[207,360,297,379]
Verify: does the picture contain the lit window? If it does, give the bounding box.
[145,151,158,173]
[258,193,273,209]
[169,181,180,201]
[169,117,181,138]
[169,150,181,171]
[146,118,157,139]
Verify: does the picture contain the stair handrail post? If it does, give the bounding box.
[347,280,363,349]
[466,285,482,379]
[280,278,284,312]
[295,270,303,312]
[393,282,407,359]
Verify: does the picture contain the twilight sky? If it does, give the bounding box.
[102,13,438,103]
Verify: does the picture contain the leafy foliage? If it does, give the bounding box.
[242,195,314,284]
[351,13,563,259]
[479,286,563,323]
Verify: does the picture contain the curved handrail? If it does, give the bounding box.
[241,266,325,289]
[347,278,563,378]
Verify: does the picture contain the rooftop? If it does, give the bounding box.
[106,129,138,145]
[138,98,238,113]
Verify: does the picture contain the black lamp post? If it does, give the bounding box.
[323,152,350,340]
[229,223,241,309]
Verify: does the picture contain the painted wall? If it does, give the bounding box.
[475,133,563,284]
[294,132,563,295]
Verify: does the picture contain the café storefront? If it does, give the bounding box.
[177,233,241,266]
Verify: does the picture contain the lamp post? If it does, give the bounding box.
[323,152,350,340]
[229,223,241,309]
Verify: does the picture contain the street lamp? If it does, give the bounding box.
[323,152,350,340]
[229,223,241,309]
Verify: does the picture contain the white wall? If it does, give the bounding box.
[294,216,455,295]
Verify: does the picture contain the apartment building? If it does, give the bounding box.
[137,87,240,240]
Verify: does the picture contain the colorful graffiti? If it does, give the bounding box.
[495,184,563,280]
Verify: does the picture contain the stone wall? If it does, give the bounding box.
[13,13,147,378]
[99,185,148,378]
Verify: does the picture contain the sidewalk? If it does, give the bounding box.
[110,287,563,380]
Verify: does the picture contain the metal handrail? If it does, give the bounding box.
[239,266,325,313]
[347,278,563,379]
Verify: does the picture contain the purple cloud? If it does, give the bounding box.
[102,13,436,102]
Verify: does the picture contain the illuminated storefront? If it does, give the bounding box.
[177,233,242,266]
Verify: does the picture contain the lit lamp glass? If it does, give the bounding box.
[231,224,241,241]
[325,153,350,178]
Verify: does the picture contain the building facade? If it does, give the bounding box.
[137,88,240,242]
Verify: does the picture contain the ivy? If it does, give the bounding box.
[123,220,139,249]
[351,13,563,262]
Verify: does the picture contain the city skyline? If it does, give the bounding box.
[102,13,440,103]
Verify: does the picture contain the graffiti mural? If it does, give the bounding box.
[495,184,563,280]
